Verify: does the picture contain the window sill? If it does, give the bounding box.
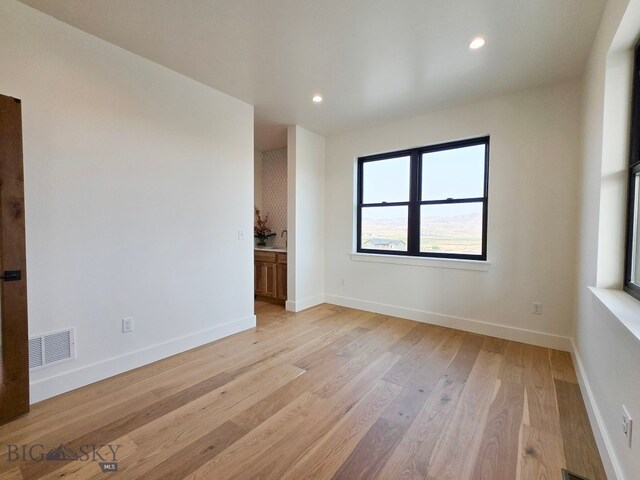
[349,252,491,271]
[589,287,640,343]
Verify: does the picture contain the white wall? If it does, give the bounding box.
[287,126,325,312]
[324,80,582,350]
[575,0,640,478]
[0,0,255,402]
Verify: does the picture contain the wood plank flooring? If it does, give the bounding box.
[0,302,607,479]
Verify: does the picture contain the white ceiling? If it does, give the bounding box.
[19,0,606,151]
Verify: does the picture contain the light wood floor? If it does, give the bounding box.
[0,302,606,480]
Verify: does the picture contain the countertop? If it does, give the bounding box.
[255,247,287,253]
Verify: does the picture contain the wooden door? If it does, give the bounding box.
[0,95,29,425]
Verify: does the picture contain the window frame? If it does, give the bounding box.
[356,136,490,261]
[624,41,640,301]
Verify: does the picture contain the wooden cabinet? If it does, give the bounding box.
[255,251,287,303]
[255,261,277,298]
[276,262,287,301]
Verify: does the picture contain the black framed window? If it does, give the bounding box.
[624,41,640,301]
[357,136,489,260]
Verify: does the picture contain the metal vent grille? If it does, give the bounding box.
[562,469,590,480]
[28,337,43,369]
[29,328,75,370]
[44,330,72,365]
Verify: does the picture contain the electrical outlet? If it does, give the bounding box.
[122,317,134,333]
[238,230,244,240]
[532,302,542,315]
[622,405,633,447]
[340,278,345,287]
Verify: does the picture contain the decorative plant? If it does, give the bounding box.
[254,207,276,245]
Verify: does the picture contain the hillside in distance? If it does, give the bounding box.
[362,212,482,239]
[421,212,481,238]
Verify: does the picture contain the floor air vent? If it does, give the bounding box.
[29,328,75,370]
[562,469,590,480]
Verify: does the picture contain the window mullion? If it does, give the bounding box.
[419,197,485,206]
[407,150,421,255]
[359,201,411,208]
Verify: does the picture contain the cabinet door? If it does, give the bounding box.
[264,263,276,298]
[266,263,276,298]
[254,262,260,293]
[255,262,265,295]
[255,262,276,298]
[276,263,287,301]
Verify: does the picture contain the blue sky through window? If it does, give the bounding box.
[422,144,485,202]
[362,156,410,204]
[362,145,485,218]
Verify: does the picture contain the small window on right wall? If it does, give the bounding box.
[625,40,640,301]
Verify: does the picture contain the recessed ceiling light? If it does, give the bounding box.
[469,37,486,50]
[312,95,323,103]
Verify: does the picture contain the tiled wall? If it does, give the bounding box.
[259,147,287,248]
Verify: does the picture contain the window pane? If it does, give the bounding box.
[632,173,640,286]
[361,206,408,251]
[422,144,485,200]
[362,156,410,204]
[420,203,483,255]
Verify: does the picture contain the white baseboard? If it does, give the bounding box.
[324,294,572,351]
[29,314,256,404]
[571,339,624,480]
[286,294,325,313]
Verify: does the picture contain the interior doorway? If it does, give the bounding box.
[253,146,289,310]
